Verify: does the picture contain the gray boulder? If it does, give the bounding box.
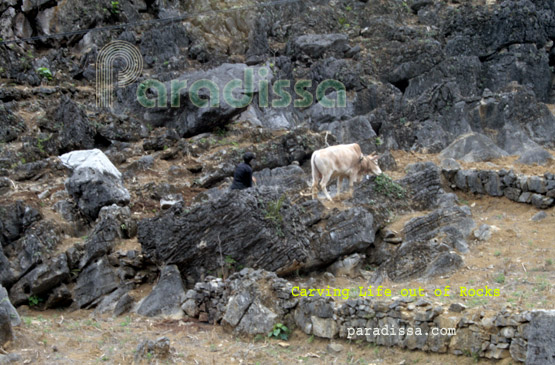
[320,115,378,154]
[253,165,308,192]
[440,158,462,170]
[526,310,555,365]
[287,33,349,59]
[0,201,42,247]
[13,220,62,274]
[8,253,70,307]
[517,148,553,165]
[402,206,475,248]
[439,133,508,162]
[0,102,25,143]
[0,247,15,288]
[234,299,278,335]
[137,265,186,318]
[134,337,171,363]
[531,211,547,222]
[50,96,96,153]
[79,205,133,269]
[0,308,13,347]
[327,253,364,278]
[138,187,313,282]
[0,286,19,327]
[312,207,375,266]
[61,149,130,221]
[74,258,119,308]
[474,224,493,241]
[94,283,133,315]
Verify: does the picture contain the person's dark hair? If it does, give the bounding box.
[243,152,255,163]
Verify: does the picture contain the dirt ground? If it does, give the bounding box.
[3,149,554,364]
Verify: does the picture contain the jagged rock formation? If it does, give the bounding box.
[0,0,554,362]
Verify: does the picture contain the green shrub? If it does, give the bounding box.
[374,174,406,199]
[36,67,53,81]
[268,323,290,341]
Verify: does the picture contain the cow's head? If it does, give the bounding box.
[360,153,382,176]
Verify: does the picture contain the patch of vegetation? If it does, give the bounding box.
[120,316,131,327]
[467,298,488,308]
[374,174,406,199]
[493,250,501,257]
[214,127,228,137]
[253,334,265,343]
[224,255,237,271]
[36,67,53,81]
[36,134,52,155]
[268,323,290,341]
[22,316,32,326]
[264,194,286,237]
[28,295,43,307]
[494,273,505,284]
[110,1,120,14]
[375,136,383,146]
[533,275,550,292]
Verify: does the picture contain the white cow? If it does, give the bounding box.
[311,143,382,201]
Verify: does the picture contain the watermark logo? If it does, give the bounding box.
[136,69,347,110]
[96,41,346,110]
[96,40,143,108]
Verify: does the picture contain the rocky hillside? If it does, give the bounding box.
[0,0,554,364]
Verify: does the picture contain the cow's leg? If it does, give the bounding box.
[311,163,321,199]
[311,180,318,199]
[320,173,333,201]
[348,174,356,197]
[336,177,341,198]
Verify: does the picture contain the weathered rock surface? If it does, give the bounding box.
[137,265,186,318]
[61,149,130,221]
[525,310,555,365]
[79,205,134,269]
[517,148,553,166]
[134,336,171,363]
[253,165,308,192]
[139,187,312,283]
[287,33,349,59]
[9,253,70,306]
[0,286,19,327]
[0,102,25,143]
[73,258,119,309]
[439,133,508,162]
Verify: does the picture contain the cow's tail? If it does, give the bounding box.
[310,152,320,188]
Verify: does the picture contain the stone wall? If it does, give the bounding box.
[181,268,554,364]
[442,168,555,209]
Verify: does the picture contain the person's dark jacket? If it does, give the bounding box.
[230,162,253,190]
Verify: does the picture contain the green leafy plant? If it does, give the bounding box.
[28,295,43,307]
[268,323,290,341]
[374,174,406,199]
[36,67,53,81]
[224,255,237,272]
[36,134,52,155]
[120,316,131,327]
[494,273,505,284]
[110,1,120,14]
[264,195,286,237]
[375,137,383,146]
[265,195,286,224]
